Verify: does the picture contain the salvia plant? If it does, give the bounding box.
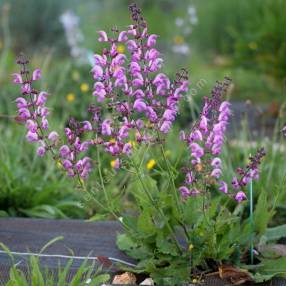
[11,3,286,285]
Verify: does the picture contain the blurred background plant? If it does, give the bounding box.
[0,0,286,226]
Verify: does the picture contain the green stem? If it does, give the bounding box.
[96,141,109,206]
[249,179,254,265]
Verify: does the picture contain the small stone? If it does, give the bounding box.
[139,278,154,285]
[112,272,137,284]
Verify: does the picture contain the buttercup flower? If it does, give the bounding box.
[66,93,75,102]
[147,159,156,170]
[80,83,89,93]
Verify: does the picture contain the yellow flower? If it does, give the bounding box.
[80,83,89,93]
[164,150,171,157]
[128,140,136,148]
[188,244,194,252]
[109,138,116,143]
[174,35,185,45]
[110,159,120,169]
[117,44,125,54]
[147,159,156,170]
[192,278,198,284]
[66,93,75,103]
[248,41,258,50]
[72,70,80,81]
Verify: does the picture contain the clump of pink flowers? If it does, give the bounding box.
[13,56,93,180]
[232,148,266,202]
[12,4,265,203]
[12,4,188,179]
[90,3,188,162]
[13,56,58,158]
[179,78,265,202]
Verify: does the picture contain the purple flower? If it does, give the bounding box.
[62,159,73,170]
[210,168,222,178]
[133,99,147,112]
[15,97,28,108]
[12,73,23,84]
[97,31,108,42]
[26,131,38,143]
[48,131,59,142]
[118,31,128,42]
[32,69,41,81]
[102,119,112,136]
[147,34,158,48]
[92,65,103,80]
[160,121,172,134]
[37,146,46,157]
[59,145,70,158]
[235,191,247,202]
[35,92,48,106]
[218,181,228,193]
[93,82,106,101]
[189,143,204,159]
[82,121,93,131]
[26,120,38,133]
[283,125,286,137]
[211,157,221,168]
[199,116,208,132]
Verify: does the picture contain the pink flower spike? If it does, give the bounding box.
[97,31,108,42]
[32,69,41,81]
[12,73,23,84]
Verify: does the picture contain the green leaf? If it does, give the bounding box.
[156,232,178,256]
[265,224,286,242]
[137,209,156,235]
[90,273,110,285]
[256,257,286,274]
[254,189,275,236]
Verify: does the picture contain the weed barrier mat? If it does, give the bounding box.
[0,218,285,285]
